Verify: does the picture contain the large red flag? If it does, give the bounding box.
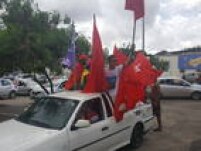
[127,52,162,86]
[113,45,128,65]
[125,0,144,20]
[114,66,146,121]
[64,63,84,90]
[83,16,108,93]
[114,52,162,121]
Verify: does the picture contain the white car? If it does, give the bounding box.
[0,91,154,151]
[30,78,67,98]
[0,78,17,99]
[16,78,43,96]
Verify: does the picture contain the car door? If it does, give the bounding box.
[69,97,109,151]
[100,93,133,150]
[171,79,192,97]
[17,81,29,94]
[159,79,177,97]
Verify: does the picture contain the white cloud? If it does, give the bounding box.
[35,0,201,54]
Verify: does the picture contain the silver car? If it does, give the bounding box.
[0,78,17,99]
[16,78,43,96]
[158,77,201,100]
[31,78,67,98]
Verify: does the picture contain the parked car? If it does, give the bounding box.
[15,78,43,96]
[0,78,17,99]
[0,91,154,151]
[31,78,67,98]
[158,77,201,100]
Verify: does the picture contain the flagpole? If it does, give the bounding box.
[132,18,136,51]
[142,17,145,51]
[131,13,136,59]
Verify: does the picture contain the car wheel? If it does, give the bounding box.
[130,124,144,149]
[9,91,16,99]
[191,92,201,100]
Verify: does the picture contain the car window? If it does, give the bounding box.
[17,97,78,130]
[172,79,190,86]
[1,80,11,86]
[18,81,26,86]
[159,79,173,85]
[172,79,182,86]
[75,98,104,124]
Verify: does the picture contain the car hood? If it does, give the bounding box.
[0,119,58,151]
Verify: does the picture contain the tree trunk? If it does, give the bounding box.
[44,69,54,94]
[33,75,49,95]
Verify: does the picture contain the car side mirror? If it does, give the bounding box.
[74,120,90,129]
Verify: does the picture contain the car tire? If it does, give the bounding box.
[191,92,201,100]
[9,91,16,99]
[130,124,144,149]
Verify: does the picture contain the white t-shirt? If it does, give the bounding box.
[105,65,123,101]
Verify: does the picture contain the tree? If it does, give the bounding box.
[0,0,91,93]
[149,55,169,71]
[75,35,91,55]
[0,0,90,74]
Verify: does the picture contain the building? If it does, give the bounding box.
[156,48,201,77]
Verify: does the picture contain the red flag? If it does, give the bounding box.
[114,66,146,121]
[125,0,144,20]
[113,45,128,65]
[127,52,162,86]
[64,63,83,90]
[83,16,109,93]
[114,52,162,121]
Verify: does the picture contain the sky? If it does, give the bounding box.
[35,0,201,54]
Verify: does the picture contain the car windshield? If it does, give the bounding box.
[17,97,78,130]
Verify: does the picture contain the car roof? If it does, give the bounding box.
[49,90,101,102]
[158,76,182,80]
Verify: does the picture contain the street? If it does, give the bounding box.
[0,97,201,151]
[0,97,33,121]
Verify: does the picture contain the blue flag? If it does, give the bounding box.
[62,40,76,69]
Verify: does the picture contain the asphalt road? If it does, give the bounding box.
[0,97,201,151]
[0,97,33,121]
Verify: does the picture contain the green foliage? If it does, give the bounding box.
[149,55,169,71]
[0,0,90,75]
[75,35,91,55]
